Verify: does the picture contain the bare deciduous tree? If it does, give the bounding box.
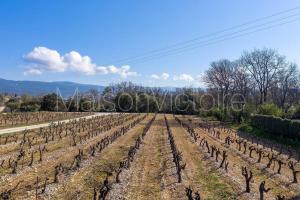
[203,59,234,106]
[241,48,285,104]
[271,63,299,109]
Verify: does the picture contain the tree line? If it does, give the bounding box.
[2,48,300,121]
[202,48,300,121]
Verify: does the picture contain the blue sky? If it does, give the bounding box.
[0,0,300,87]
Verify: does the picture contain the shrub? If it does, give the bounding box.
[251,114,300,139]
[230,104,255,123]
[0,94,4,106]
[208,107,225,121]
[258,103,283,117]
[41,93,66,111]
[6,99,21,112]
[257,103,283,117]
[286,105,300,119]
[20,102,40,112]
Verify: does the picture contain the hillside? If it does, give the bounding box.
[0,78,104,97]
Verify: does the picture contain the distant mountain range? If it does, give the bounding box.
[0,78,104,97]
[0,78,201,98]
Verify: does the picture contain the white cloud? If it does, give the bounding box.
[94,65,137,78]
[151,72,169,80]
[161,73,170,80]
[151,74,160,79]
[23,68,42,75]
[173,73,194,82]
[96,66,109,74]
[63,51,96,75]
[117,65,138,78]
[24,47,67,72]
[108,65,119,73]
[23,46,136,78]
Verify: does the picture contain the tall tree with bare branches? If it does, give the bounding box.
[241,48,285,104]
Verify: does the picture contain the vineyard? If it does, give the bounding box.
[0,113,299,200]
[0,112,92,129]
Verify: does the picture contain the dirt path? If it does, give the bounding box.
[122,115,182,200]
[166,115,237,200]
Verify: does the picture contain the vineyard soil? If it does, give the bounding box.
[0,113,299,200]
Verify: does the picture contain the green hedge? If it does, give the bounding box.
[251,114,300,139]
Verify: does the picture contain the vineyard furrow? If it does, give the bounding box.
[166,115,237,200]
[120,115,181,200]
